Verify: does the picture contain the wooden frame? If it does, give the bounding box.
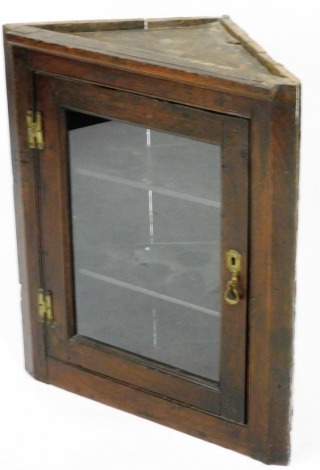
[35,73,248,421]
[4,17,300,464]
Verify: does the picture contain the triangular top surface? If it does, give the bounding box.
[70,21,271,82]
[5,17,297,88]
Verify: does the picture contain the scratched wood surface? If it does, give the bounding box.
[71,21,274,82]
[4,17,298,96]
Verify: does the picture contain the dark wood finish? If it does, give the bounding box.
[4,45,48,381]
[3,17,300,465]
[47,355,249,450]
[266,97,300,462]
[220,118,249,422]
[29,51,255,118]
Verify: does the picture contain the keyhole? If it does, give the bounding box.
[231,256,236,266]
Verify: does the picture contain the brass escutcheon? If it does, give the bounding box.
[224,250,241,306]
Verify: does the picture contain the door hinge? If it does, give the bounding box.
[26,110,44,150]
[38,288,53,324]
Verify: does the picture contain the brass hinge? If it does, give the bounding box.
[26,111,44,150]
[38,288,53,324]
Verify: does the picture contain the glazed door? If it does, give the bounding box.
[36,74,249,422]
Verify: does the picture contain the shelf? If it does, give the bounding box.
[80,268,220,317]
[76,167,220,208]
[75,269,220,382]
[68,120,221,203]
[71,177,220,311]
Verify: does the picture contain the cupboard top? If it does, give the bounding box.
[4,16,299,98]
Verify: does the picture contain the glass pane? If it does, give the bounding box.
[68,111,221,382]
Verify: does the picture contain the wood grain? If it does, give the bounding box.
[4,45,48,381]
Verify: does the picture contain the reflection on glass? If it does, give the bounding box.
[68,112,221,381]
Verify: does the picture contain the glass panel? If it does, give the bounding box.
[68,112,221,382]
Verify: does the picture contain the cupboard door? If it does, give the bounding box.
[36,74,249,422]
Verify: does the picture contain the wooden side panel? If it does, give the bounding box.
[244,91,300,464]
[265,91,300,464]
[4,46,47,380]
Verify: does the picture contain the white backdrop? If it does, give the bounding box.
[0,1,319,469]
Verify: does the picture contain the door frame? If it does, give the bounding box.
[35,73,249,421]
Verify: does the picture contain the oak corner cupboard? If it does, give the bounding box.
[3,16,300,465]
